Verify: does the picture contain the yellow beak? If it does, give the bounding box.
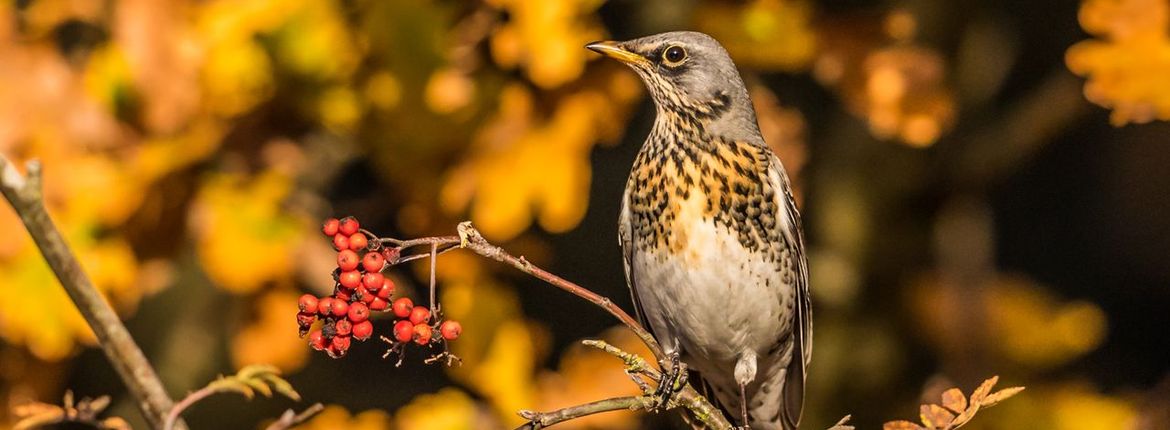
[586,41,650,67]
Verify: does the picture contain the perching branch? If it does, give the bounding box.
[516,396,658,429]
[0,156,181,430]
[264,403,326,430]
[378,221,733,429]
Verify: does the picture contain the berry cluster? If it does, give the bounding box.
[296,216,461,360]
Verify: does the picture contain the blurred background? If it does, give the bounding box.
[2,0,1169,428]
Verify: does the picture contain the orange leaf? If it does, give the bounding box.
[883,420,926,430]
[940,388,967,413]
[920,404,955,429]
[969,376,999,405]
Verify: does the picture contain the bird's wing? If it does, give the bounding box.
[618,187,652,331]
[768,153,811,430]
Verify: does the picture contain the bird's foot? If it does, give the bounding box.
[652,353,688,410]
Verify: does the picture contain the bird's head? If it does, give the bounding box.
[587,31,759,136]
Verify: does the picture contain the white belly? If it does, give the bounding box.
[630,193,794,373]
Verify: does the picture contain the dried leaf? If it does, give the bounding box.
[941,388,968,413]
[883,420,926,430]
[969,376,999,405]
[981,386,1025,408]
[920,404,956,429]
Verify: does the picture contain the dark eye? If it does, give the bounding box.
[662,45,687,66]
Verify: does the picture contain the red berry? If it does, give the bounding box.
[409,306,430,325]
[309,330,327,351]
[393,320,414,343]
[362,272,384,290]
[332,234,349,251]
[378,278,395,299]
[338,270,362,289]
[348,233,368,251]
[296,312,316,327]
[413,324,433,345]
[339,217,360,236]
[392,298,413,318]
[322,218,340,236]
[362,252,385,273]
[316,297,334,316]
[331,335,351,353]
[335,319,353,336]
[331,299,349,318]
[369,297,389,311]
[298,294,319,313]
[347,302,370,323]
[334,289,352,302]
[352,320,374,340]
[337,250,360,271]
[358,287,376,304]
[440,320,462,341]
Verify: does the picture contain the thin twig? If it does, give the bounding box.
[0,156,180,429]
[264,403,326,430]
[429,242,438,315]
[163,386,217,430]
[515,396,657,430]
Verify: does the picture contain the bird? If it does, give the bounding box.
[587,32,811,430]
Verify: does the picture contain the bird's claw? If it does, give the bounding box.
[652,353,687,410]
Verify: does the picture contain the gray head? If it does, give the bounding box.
[587,31,761,141]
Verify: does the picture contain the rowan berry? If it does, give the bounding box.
[409,306,430,325]
[332,234,349,251]
[348,233,368,251]
[393,320,414,343]
[339,217,360,236]
[361,272,384,290]
[440,320,462,341]
[413,324,433,345]
[296,312,316,327]
[347,302,369,322]
[316,297,334,316]
[352,320,374,340]
[335,319,353,336]
[330,299,349,318]
[358,287,376,304]
[378,278,395,299]
[331,335,351,353]
[338,270,361,289]
[322,218,340,236]
[362,252,385,273]
[369,296,389,311]
[298,294,319,313]
[309,330,327,351]
[392,297,413,318]
[337,249,360,271]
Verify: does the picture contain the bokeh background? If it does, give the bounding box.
[2,0,1169,428]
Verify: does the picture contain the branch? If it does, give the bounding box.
[264,403,326,430]
[515,396,657,429]
[378,222,733,429]
[164,364,302,430]
[0,156,180,429]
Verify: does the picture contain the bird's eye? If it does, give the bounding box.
[662,45,687,66]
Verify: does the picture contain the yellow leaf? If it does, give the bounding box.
[982,386,1026,408]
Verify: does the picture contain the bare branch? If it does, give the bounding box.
[0,156,180,429]
[264,403,326,430]
[515,396,657,430]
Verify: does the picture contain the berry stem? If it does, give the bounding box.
[0,156,181,430]
[429,242,438,316]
